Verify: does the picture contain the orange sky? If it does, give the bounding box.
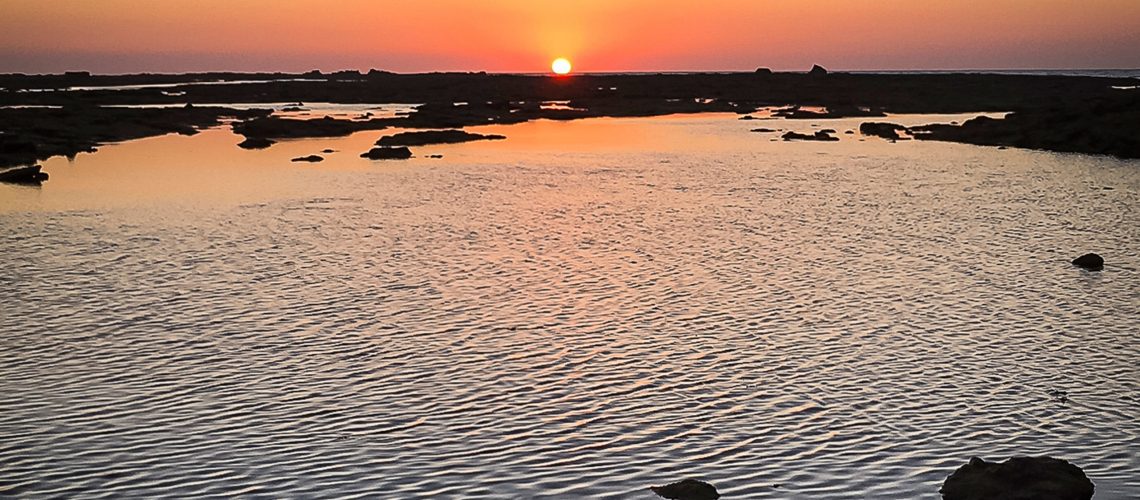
[2,0,1138,73]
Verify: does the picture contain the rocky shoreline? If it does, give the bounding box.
[2,70,1137,171]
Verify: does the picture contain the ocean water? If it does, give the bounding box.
[1,113,1138,499]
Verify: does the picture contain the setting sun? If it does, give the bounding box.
[551,58,572,75]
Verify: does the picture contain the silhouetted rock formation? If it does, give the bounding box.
[783,130,839,141]
[375,129,506,147]
[755,67,773,75]
[4,71,1139,160]
[809,64,829,76]
[1072,253,1105,271]
[238,137,275,149]
[290,155,324,163]
[233,116,390,139]
[0,105,270,168]
[940,457,1093,500]
[650,479,720,500]
[860,122,910,140]
[0,164,48,184]
[360,147,412,160]
[751,128,777,133]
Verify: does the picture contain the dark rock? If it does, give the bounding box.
[751,128,777,133]
[782,130,839,142]
[940,456,1094,500]
[280,106,307,112]
[860,122,910,140]
[650,479,719,500]
[234,116,391,139]
[375,129,506,147]
[739,115,758,120]
[755,67,773,75]
[1072,253,1104,271]
[0,164,49,184]
[809,64,829,76]
[360,147,412,160]
[238,137,275,149]
[427,154,444,158]
[290,155,324,163]
[321,149,336,153]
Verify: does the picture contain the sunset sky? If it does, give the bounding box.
[2,0,1138,74]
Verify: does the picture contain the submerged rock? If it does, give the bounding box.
[751,127,778,133]
[360,146,412,160]
[290,155,324,163]
[650,479,720,500]
[238,137,275,149]
[0,164,49,184]
[1072,253,1104,271]
[940,457,1093,500]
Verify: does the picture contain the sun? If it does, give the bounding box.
[551,58,572,75]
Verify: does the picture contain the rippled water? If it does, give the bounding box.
[2,114,1138,498]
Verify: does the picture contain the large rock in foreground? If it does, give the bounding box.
[940,457,1094,500]
[1071,253,1104,271]
[650,479,719,500]
[360,147,412,160]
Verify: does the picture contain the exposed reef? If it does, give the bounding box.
[374,129,506,147]
[2,71,1139,164]
[0,105,270,168]
[858,104,1140,158]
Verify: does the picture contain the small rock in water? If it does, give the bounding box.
[291,155,324,163]
[321,149,336,154]
[1071,253,1104,271]
[360,146,413,160]
[941,457,1093,500]
[650,479,719,500]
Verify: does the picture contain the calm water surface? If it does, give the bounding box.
[1,113,1138,498]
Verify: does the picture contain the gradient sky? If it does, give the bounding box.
[2,0,1138,74]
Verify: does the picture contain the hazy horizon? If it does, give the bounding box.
[3,0,1139,74]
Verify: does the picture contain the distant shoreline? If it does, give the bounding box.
[2,70,1138,170]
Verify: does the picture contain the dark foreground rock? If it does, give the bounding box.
[650,479,719,500]
[375,129,506,147]
[809,64,828,76]
[0,164,49,184]
[290,155,324,163]
[360,147,412,160]
[783,130,839,142]
[1072,253,1105,271]
[940,457,1094,500]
